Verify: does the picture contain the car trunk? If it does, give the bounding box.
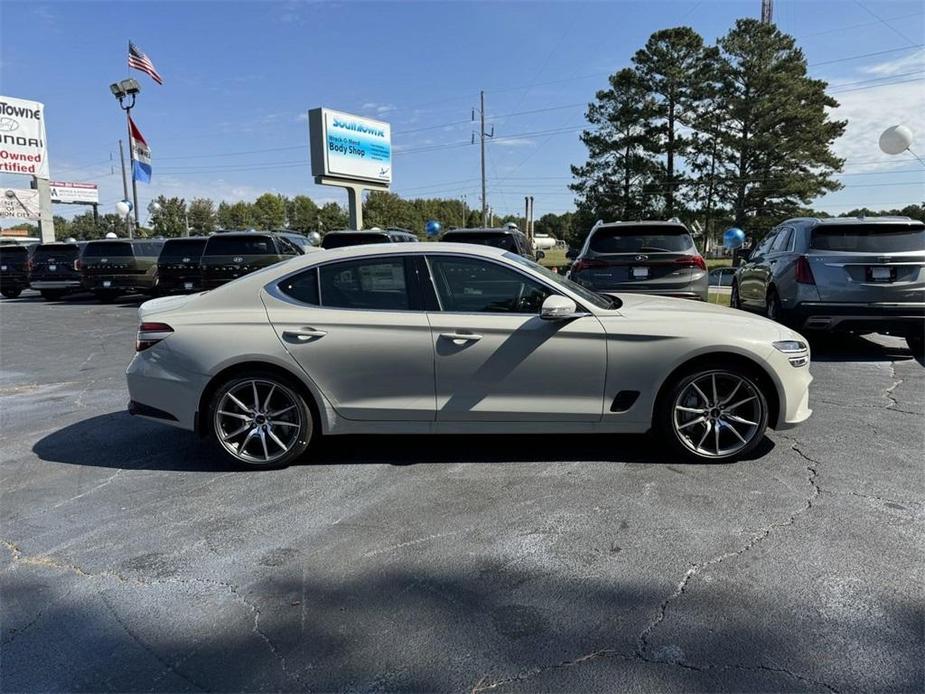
[81,241,142,275]
[31,244,82,280]
[807,223,925,303]
[201,236,277,287]
[0,246,29,275]
[158,239,206,289]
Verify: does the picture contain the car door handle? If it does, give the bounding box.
[439,332,483,342]
[283,328,327,341]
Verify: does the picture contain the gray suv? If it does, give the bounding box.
[732,216,925,355]
[566,220,708,300]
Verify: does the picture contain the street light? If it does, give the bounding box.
[110,78,142,232]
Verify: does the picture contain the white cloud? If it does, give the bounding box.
[859,47,925,77]
[492,138,537,148]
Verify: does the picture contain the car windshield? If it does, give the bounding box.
[503,252,616,310]
[204,235,274,255]
[590,225,694,254]
[33,244,81,260]
[321,233,389,249]
[161,239,207,260]
[443,232,518,252]
[0,246,28,261]
[810,223,925,253]
[83,242,134,257]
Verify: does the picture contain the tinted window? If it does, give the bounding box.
[321,233,389,249]
[441,232,518,252]
[0,246,28,261]
[278,268,319,305]
[772,228,793,252]
[204,236,274,256]
[589,225,693,253]
[33,244,80,260]
[135,242,164,256]
[429,256,551,313]
[277,237,302,255]
[319,258,410,310]
[753,231,777,258]
[160,239,207,261]
[503,252,614,310]
[83,242,134,257]
[810,224,925,253]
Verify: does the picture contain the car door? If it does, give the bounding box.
[262,255,436,421]
[424,254,607,422]
[740,230,777,305]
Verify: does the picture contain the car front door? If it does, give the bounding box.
[740,230,778,305]
[262,255,436,421]
[424,254,607,422]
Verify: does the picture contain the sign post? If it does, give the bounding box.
[308,108,392,230]
[0,95,54,242]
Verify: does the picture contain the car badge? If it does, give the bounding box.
[233,256,244,263]
[635,255,648,262]
[101,258,108,263]
[182,257,191,263]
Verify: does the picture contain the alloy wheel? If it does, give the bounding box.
[213,379,305,464]
[672,370,765,459]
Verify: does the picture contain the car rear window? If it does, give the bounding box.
[160,238,207,261]
[441,232,517,252]
[810,223,925,253]
[321,233,389,249]
[83,242,134,257]
[204,235,274,256]
[0,246,28,261]
[589,225,694,254]
[33,244,81,260]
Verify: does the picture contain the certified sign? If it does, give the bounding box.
[309,107,392,185]
[50,181,99,205]
[1,188,41,220]
[0,96,49,179]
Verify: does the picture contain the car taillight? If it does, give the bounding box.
[73,259,82,271]
[795,255,815,284]
[571,258,608,273]
[675,255,707,271]
[136,322,173,352]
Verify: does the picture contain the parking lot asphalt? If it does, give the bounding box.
[1,290,922,693]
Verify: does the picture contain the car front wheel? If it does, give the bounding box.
[1,286,23,299]
[209,373,314,468]
[661,366,769,462]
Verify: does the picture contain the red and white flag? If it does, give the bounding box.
[128,41,163,85]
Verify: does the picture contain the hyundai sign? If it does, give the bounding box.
[309,108,392,186]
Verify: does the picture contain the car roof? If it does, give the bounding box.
[784,216,921,227]
[206,231,277,238]
[443,227,520,236]
[312,241,510,261]
[595,220,689,228]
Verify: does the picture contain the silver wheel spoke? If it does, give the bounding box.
[272,420,299,428]
[714,421,721,454]
[222,422,251,441]
[711,373,718,405]
[727,395,757,411]
[259,429,270,460]
[263,384,276,412]
[240,427,258,452]
[267,428,288,451]
[270,404,296,417]
[676,405,706,414]
[678,416,707,430]
[691,382,710,405]
[725,413,757,427]
[219,410,250,421]
[721,380,742,407]
[227,393,252,414]
[252,381,260,411]
[697,420,712,449]
[723,420,748,444]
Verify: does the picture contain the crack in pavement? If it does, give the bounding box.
[0,539,304,689]
[811,398,921,417]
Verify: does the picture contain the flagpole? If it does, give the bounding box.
[118,138,134,239]
[126,111,141,229]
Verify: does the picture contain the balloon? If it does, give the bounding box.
[723,228,746,249]
[115,200,133,217]
[879,125,913,155]
[307,231,322,246]
[425,219,442,237]
[105,232,118,239]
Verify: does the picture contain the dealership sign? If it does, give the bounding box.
[0,96,49,179]
[1,188,41,220]
[50,181,99,205]
[309,108,391,185]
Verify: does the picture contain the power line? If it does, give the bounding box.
[854,0,919,47]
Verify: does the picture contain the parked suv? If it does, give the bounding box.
[0,244,31,298]
[566,220,708,301]
[156,237,208,295]
[81,239,164,302]
[440,227,537,260]
[732,216,925,355]
[200,232,303,290]
[320,229,417,249]
[29,242,86,300]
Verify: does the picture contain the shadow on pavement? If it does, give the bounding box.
[32,411,775,472]
[808,332,920,364]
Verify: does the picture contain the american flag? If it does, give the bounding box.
[128,41,163,85]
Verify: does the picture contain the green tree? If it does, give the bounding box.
[287,195,319,232]
[712,19,846,233]
[318,202,348,232]
[364,191,414,230]
[149,195,188,237]
[187,198,216,233]
[252,193,287,230]
[217,201,254,229]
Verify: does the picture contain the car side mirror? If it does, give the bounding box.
[535,250,545,260]
[566,248,577,259]
[540,294,582,320]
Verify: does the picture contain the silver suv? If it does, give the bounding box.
[566,220,708,301]
[732,216,925,355]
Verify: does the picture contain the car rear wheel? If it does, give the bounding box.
[765,288,781,322]
[1,287,22,299]
[661,366,769,462]
[209,373,313,468]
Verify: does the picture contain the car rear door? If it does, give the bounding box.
[424,254,607,422]
[739,230,777,304]
[262,254,436,421]
[806,222,925,303]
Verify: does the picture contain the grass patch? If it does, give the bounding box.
[539,247,568,269]
[707,258,733,269]
[708,291,730,306]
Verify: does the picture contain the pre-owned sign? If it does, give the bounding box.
[50,181,99,205]
[309,108,391,185]
[1,188,41,220]
[0,96,49,179]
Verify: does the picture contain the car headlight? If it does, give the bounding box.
[773,340,809,367]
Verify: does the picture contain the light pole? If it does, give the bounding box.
[110,78,142,228]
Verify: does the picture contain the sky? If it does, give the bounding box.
[1,0,924,226]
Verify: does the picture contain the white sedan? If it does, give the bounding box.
[126,243,812,466]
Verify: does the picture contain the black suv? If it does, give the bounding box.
[0,244,31,299]
[440,227,537,260]
[156,237,208,294]
[200,232,303,290]
[30,242,86,300]
[81,239,165,302]
[320,229,418,249]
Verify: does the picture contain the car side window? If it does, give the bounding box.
[319,257,410,311]
[278,268,319,305]
[771,228,793,252]
[753,231,777,258]
[427,255,552,314]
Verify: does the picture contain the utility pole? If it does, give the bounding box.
[761,0,773,23]
[127,111,140,227]
[118,139,133,238]
[473,90,494,227]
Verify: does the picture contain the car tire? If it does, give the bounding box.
[659,364,770,463]
[765,288,784,323]
[209,371,314,468]
[906,333,924,360]
[730,282,741,310]
[1,286,23,299]
[40,290,65,301]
